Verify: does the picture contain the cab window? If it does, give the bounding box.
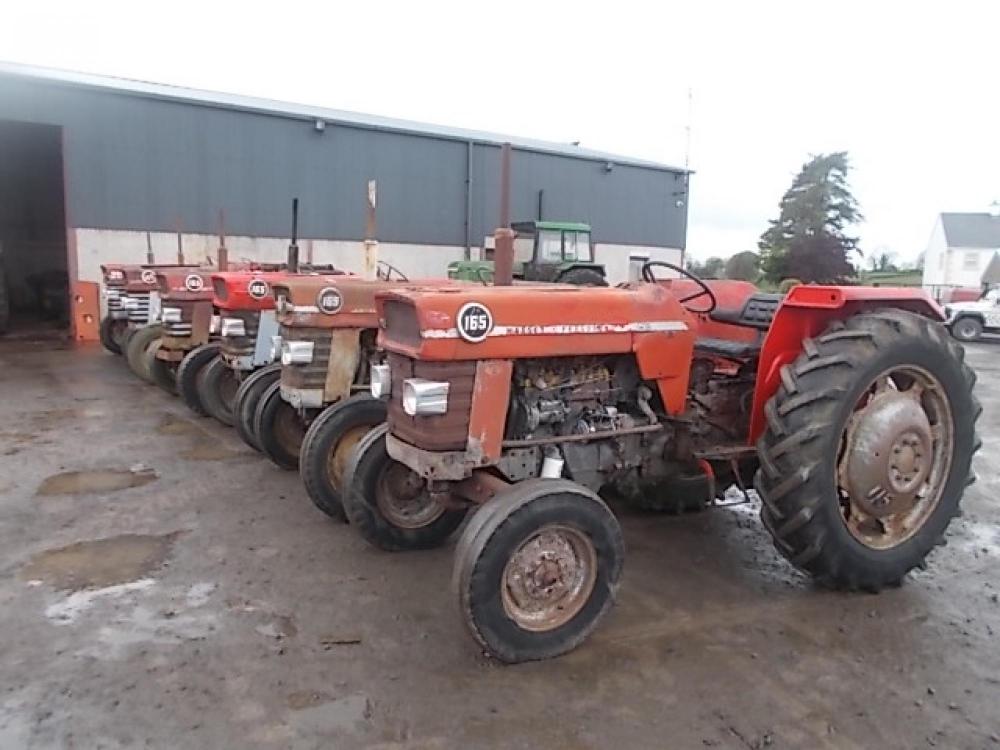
[537,230,563,263]
[564,232,593,262]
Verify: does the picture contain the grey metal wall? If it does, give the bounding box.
[0,73,689,249]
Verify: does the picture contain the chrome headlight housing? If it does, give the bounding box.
[161,306,182,323]
[370,363,391,398]
[209,314,221,334]
[220,318,246,337]
[269,335,283,361]
[402,378,449,416]
[281,340,314,366]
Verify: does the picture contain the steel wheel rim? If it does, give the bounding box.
[374,461,445,529]
[837,365,954,550]
[327,424,371,489]
[501,523,598,632]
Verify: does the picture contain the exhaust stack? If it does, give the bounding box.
[287,198,300,273]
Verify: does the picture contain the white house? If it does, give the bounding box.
[922,208,1000,295]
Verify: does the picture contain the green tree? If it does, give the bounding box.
[685,256,725,278]
[868,249,898,272]
[758,152,862,284]
[724,251,760,281]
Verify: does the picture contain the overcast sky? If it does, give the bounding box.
[3,0,997,262]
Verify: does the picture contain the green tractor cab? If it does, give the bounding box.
[448,221,607,286]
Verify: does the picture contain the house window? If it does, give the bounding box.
[963,251,980,271]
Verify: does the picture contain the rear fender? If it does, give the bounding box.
[747,286,944,443]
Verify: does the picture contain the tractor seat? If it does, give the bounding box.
[694,337,760,360]
[709,293,784,330]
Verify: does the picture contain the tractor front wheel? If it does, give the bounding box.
[125,324,163,382]
[342,425,467,550]
[755,310,980,591]
[198,356,241,426]
[452,478,624,663]
[176,343,221,417]
[255,380,307,470]
[147,343,177,394]
[99,316,127,355]
[233,363,281,452]
[300,395,388,522]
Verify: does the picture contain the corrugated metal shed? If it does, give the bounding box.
[0,62,690,249]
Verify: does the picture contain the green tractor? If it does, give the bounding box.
[448,221,607,286]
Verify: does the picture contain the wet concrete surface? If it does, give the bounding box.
[0,340,998,749]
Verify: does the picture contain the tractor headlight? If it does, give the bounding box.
[103,288,121,300]
[220,318,246,337]
[370,364,391,398]
[269,335,282,361]
[402,378,449,416]
[281,340,314,366]
[121,296,138,310]
[209,314,221,334]
[161,307,182,323]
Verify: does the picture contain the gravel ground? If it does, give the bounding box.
[0,338,997,749]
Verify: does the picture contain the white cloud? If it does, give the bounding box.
[2,0,996,262]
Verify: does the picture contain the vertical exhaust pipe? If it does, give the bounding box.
[217,209,229,271]
[493,143,514,286]
[287,198,300,273]
[145,231,155,264]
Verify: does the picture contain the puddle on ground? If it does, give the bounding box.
[287,691,334,710]
[36,467,157,496]
[20,532,181,591]
[289,693,373,733]
[180,442,245,461]
[156,415,199,436]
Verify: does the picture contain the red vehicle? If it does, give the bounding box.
[339,263,978,662]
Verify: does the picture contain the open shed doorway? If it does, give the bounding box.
[0,120,69,339]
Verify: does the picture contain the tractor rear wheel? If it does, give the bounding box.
[755,310,980,591]
[99,316,127,355]
[198,356,241,426]
[342,425,467,550]
[176,343,221,417]
[147,342,177,394]
[255,380,306,470]
[453,478,624,663]
[233,363,281,452]
[558,268,607,287]
[300,395,388,522]
[125,324,163,382]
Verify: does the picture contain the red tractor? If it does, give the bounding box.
[191,270,288,426]
[102,263,197,360]
[338,262,979,663]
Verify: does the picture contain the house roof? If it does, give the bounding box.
[0,60,686,174]
[941,212,1000,248]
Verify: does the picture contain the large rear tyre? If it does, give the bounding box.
[342,425,467,550]
[557,267,608,287]
[176,343,221,417]
[99,316,127,355]
[453,478,624,663]
[755,310,980,591]
[233,364,281,452]
[198,356,241,426]
[300,395,388,522]
[125,324,163,382]
[255,380,306,470]
[147,343,177,394]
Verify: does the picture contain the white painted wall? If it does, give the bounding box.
[74,228,683,288]
[921,216,948,287]
[944,246,996,289]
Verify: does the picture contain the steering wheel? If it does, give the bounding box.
[377,260,409,282]
[641,261,717,314]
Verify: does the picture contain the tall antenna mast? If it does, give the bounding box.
[684,87,693,171]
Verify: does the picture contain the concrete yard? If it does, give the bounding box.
[0,339,998,750]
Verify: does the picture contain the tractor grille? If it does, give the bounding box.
[279,325,332,392]
[162,300,197,339]
[105,287,125,314]
[126,291,152,324]
[220,310,261,358]
[386,353,475,452]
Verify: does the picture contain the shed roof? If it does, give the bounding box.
[0,61,686,174]
[941,212,1000,248]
